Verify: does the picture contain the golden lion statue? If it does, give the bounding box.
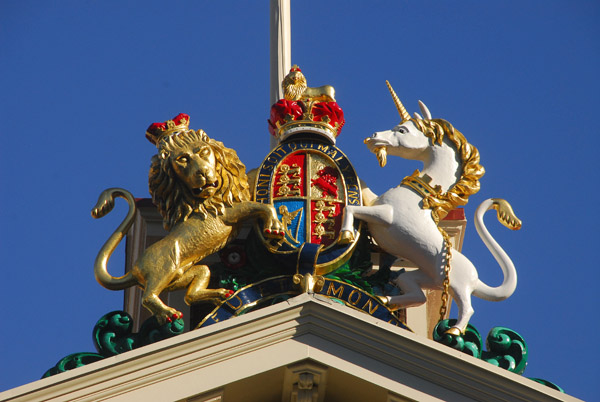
[92,125,284,324]
[283,65,336,102]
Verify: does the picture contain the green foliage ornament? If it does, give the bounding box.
[93,311,136,356]
[529,378,565,392]
[433,319,483,358]
[94,311,184,356]
[483,326,528,374]
[433,319,563,392]
[433,319,527,374]
[325,264,373,293]
[43,311,184,378]
[42,353,104,378]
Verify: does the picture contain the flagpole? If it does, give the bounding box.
[269,0,291,149]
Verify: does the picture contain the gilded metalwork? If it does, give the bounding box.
[372,145,387,168]
[491,198,522,230]
[438,227,453,328]
[401,172,441,199]
[279,205,303,241]
[276,163,302,196]
[92,125,284,324]
[312,200,336,240]
[386,80,410,122]
[283,65,336,102]
[293,273,325,293]
[268,66,344,144]
[337,230,355,244]
[410,118,485,224]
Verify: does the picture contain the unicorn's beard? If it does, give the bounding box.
[374,146,387,167]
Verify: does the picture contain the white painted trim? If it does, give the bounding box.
[1,294,579,402]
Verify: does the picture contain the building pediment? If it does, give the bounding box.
[1,294,577,402]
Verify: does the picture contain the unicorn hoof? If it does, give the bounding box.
[445,327,463,337]
[338,230,355,245]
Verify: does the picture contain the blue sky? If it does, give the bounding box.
[1,1,598,400]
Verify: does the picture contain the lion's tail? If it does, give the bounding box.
[91,188,138,290]
[472,198,521,301]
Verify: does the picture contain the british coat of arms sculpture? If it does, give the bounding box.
[88,66,522,334]
[46,66,562,391]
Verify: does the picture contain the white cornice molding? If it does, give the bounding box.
[1,294,579,402]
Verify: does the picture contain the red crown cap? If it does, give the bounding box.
[146,113,190,145]
[268,99,344,144]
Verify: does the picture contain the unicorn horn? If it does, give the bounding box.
[386,80,411,122]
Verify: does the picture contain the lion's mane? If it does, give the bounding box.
[283,71,307,101]
[149,129,251,231]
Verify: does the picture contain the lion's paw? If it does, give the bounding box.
[263,219,285,239]
[157,310,183,325]
[263,227,285,239]
[220,289,235,299]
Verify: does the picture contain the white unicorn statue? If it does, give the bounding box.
[339,82,522,335]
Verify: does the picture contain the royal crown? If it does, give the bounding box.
[146,113,190,145]
[268,66,344,144]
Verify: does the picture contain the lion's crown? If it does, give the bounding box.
[146,113,190,145]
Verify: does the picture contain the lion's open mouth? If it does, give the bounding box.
[192,181,218,197]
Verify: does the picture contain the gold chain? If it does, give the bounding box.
[438,226,452,322]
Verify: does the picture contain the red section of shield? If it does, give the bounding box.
[272,153,306,199]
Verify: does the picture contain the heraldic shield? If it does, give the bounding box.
[254,139,362,275]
